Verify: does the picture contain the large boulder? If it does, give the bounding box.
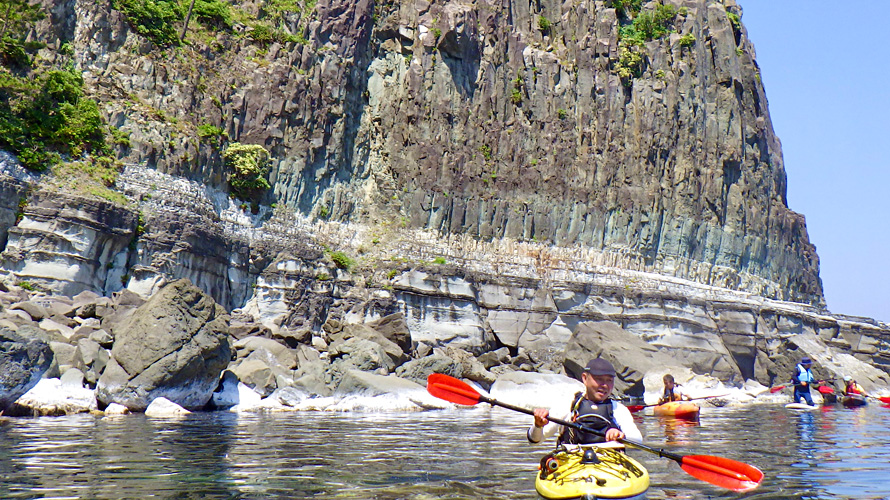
[96,279,231,411]
[563,321,682,397]
[0,326,53,412]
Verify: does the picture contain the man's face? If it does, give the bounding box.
[582,372,615,402]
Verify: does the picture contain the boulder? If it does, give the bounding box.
[331,323,406,367]
[229,358,277,397]
[563,321,682,397]
[75,338,110,385]
[104,402,130,415]
[365,312,412,352]
[96,279,231,411]
[234,336,297,369]
[7,376,97,416]
[0,326,53,412]
[144,397,191,417]
[395,352,463,386]
[329,337,396,373]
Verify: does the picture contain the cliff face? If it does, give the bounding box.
[25,0,821,306]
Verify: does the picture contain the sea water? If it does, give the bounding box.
[0,403,888,499]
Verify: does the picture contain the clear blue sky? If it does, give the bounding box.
[739,1,889,323]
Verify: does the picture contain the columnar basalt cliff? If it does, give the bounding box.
[21,0,820,305]
[3,0,886,401]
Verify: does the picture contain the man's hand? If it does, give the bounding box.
[605,428,625,441]
[533,408,550,427]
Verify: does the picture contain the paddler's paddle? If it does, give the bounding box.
[865,395,890,403]
[426,373,764,493]
[626,393,731,413]
[770,379,833,394]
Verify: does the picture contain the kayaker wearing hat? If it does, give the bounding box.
[528,358,642,445]
[843,375,869,397]
[792,357,815,406]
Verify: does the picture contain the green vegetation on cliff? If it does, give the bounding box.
[223,142,271,201]
[111,0,310,47]
[0,67,109,171]
[613,1,679,85]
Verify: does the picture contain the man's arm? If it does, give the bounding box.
[612,402,643,441]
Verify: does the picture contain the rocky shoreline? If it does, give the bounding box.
[2,276,888,419]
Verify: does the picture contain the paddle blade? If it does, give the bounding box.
[627,405,645,413]
[680,455,764,493]
[769,385,786,393]
[879,396,890,404]
[427,373,482,406]
[817,385,834,395]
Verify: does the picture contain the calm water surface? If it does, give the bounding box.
[1,403,888,499]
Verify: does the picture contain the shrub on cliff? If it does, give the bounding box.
[112,0,183,47]
[223,142,271,201]
[0,67,108,171]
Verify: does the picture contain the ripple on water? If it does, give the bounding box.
[1,405,890,499]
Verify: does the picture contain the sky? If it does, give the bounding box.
[737,1,889,323]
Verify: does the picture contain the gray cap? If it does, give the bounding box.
[584,358,616,376]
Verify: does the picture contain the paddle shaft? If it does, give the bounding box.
[633,393,731,409]
[477,393,752,481]
[476,393,676,464]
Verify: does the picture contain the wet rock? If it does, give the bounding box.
[104,402,130,415]
[145,397,190,417]
[7,376,98,416]
[0,326,53,412]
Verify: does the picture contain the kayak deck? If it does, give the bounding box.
[535,445,649,500]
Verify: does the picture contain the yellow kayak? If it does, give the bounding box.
[535,444,649,500]
[653,401,700,419]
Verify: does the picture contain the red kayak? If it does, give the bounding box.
[653,401,700,419]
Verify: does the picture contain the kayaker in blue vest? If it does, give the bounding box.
[528,358,642,444]
[792,357,815,406]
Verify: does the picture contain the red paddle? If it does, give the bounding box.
[427,373,764,493]
[769,385,786,393]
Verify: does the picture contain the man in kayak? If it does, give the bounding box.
[843,375,869,397]
[792,357,815,406]
[528,358,642,445]
[657,374,691,404]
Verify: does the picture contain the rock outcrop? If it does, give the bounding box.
[96,279,231,411]
[0,326,53,412]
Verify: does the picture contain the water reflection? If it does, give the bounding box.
[657,416,699,446]
[0,405,889,499]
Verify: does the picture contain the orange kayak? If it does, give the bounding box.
[653,401,700,419]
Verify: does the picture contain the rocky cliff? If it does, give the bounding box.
[21,0,820,305]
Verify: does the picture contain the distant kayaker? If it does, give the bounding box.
[657,374,691,404]
[791,357,815,406]
[528,358,642,445]
[843,375,869,397]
